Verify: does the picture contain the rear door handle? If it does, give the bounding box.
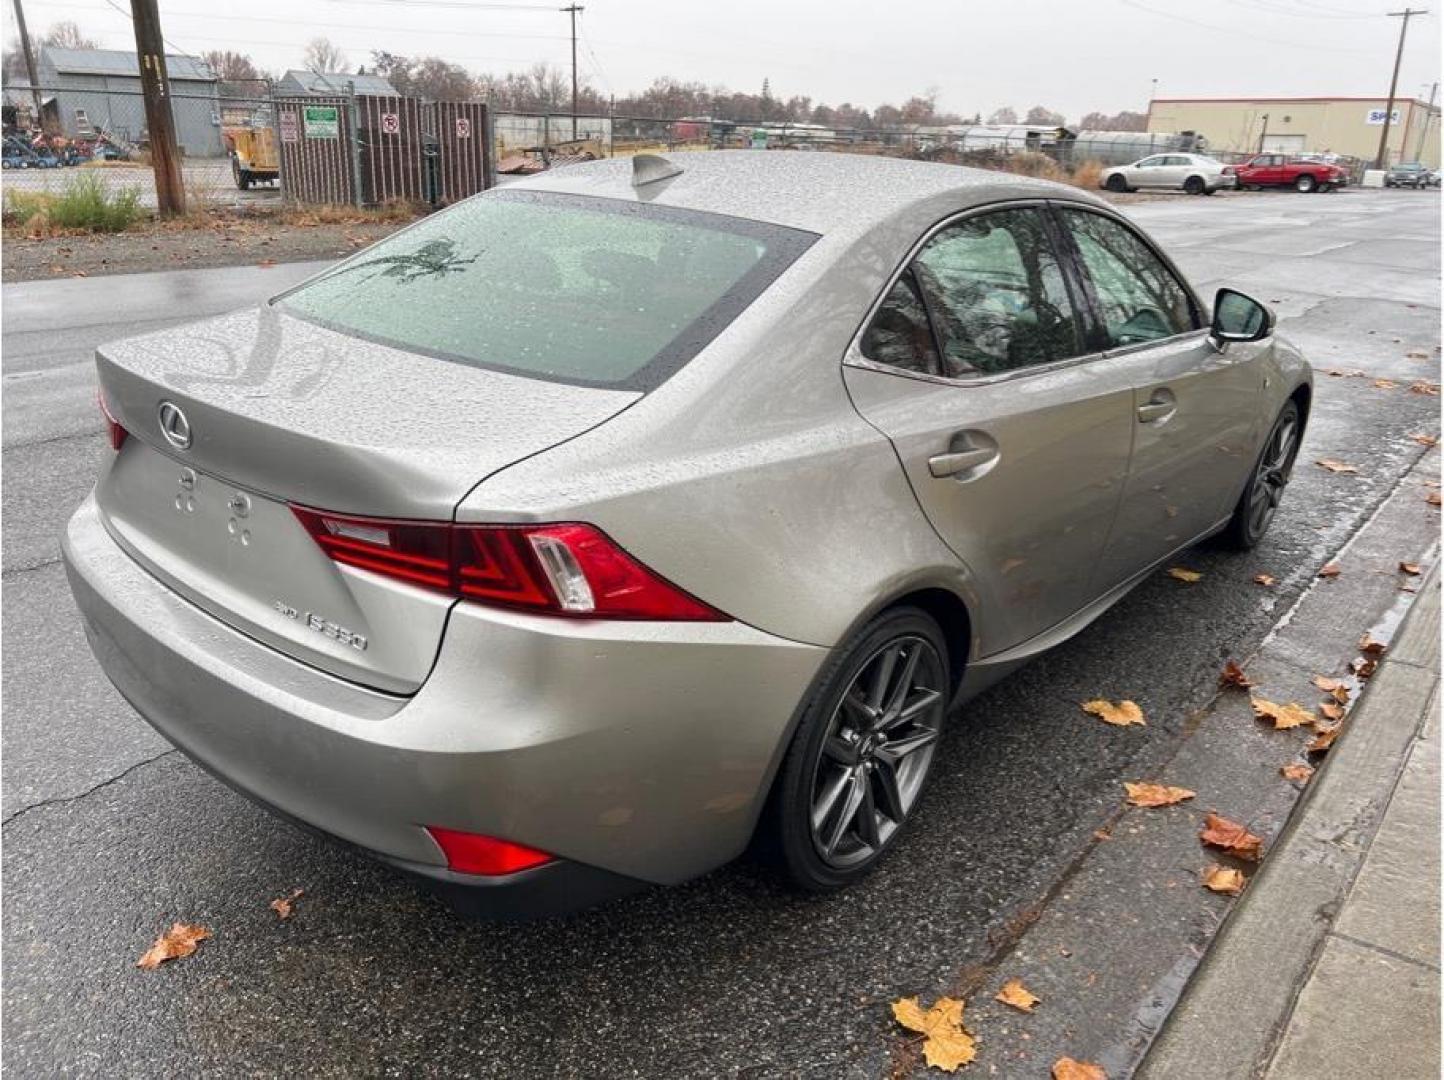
[928,431,1000,479]
[1137,389,1177,424]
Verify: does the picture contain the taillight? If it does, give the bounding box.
[1221,165,1236,175]
[98,391,126,451]
[290,506,728,621]
[425,826,554,876]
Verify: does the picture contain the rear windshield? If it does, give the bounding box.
[275,189,817,390]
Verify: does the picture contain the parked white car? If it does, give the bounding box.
[1100,153,1236,195]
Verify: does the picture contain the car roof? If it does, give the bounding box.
[504,150,1108,235]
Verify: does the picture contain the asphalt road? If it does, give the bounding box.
[3,189,1440,1078]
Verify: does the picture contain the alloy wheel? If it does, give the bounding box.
[1247,411,1298,538]
[808,635,945,869]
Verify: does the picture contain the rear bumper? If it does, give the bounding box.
[63,494,825,911]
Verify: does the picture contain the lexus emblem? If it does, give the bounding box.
[157,401,192,450]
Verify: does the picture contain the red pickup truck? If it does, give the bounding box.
[1226,154,1348,193]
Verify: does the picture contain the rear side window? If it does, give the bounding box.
[860,270,942,376]
[276,190,816,391]
[1059,209,1196,348]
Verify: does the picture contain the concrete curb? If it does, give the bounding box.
[1137,563,1440,1079]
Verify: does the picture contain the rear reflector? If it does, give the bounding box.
[98,392,126,451]
[425,826,554,876]
[290,505,728,621]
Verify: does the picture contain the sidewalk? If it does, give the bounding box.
[1140,567,1440,1079]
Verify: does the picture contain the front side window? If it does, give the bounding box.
[276,190,816,390]
[911,208,1082,377]
[1059,209,1195,348]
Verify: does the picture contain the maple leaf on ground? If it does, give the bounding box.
[1280,763,1315,783]
[1316,459,1358,474]
[1359,634,1387,656]
[1200,812,1263,861]
[1124,782,1196,808]
[1053,1057,1107,1080]
[1351,657,1379,680]
[137,922,211,970]
[1167,567,1202,583]
[1428,491,1443,508]
[1203,864,1246,895]
[1410,381,1440,396]
[891,996,977,1072]
[1220,661,1254,689]
[1317,701,1344,722]
[1250,697,1314,730]
[1400,562,1422,575]
[1252,573,1277,587]
[1373,379,1398,390]
[1309,725,1341,753]
[1408,434,1438,447]
[1081,699,1145,727]
[270,888,304,920]
[995,978,1041,1013]
[1318,563,1342,578]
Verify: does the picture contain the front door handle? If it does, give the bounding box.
[928,430,1001,479]
[1137,389,1177,424]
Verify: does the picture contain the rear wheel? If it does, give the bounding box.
[1295,174,1317,193]
[1105,173,1129,193]
[1223,400,1301,550]
[1183,175,1206,195]
[767,607,950,891]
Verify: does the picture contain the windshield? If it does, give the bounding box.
[276,189,816,391]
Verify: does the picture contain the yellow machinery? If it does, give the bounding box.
[225,126,279,189]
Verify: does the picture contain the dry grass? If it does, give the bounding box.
[1069,159,1105,191]
[274,199,424,227]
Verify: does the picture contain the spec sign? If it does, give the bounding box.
[303,105,339,139]
[380,112,400,135]
[1366,108,1402,125]
[455,116,471,139]
[279,112,299,143]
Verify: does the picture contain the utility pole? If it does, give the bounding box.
[561,4,582,141]
[10,0,44,131]
[1415,80,1438,162]
[130,0,185,215]
[1374,7,1427,170]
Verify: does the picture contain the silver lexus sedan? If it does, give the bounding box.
[64,152,1310,917]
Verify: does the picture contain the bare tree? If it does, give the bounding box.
[43,21,98,49]
[1077,109,1147,132]
[987,106,1018,125]
[1024,105,1067,126]
[202,50,261,83]
[303,38,349,74]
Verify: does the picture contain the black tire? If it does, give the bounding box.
[1244,183,1261,191]
[1203,185,1217,195]
[1183,175,1206,195]
[1295,174,1317,193]
[1223,400,1301,550]
[765,606,951,892]
[1105,173,1129,193]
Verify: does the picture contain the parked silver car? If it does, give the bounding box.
[65,152,1311,916]
[1100,152,1236,195]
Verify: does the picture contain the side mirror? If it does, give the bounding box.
[1211,288,1274,343]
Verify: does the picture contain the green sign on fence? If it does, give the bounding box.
[304,105,339,139]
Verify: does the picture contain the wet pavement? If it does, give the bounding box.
[2,188,1440,1077]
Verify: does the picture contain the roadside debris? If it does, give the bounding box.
[136,922,210,969]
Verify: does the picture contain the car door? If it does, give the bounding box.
[1157,155,1191,188]
[1053,206,1265,592]
[1132,155,1167,188]
[842,203,1137,654]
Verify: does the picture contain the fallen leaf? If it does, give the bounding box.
[137,922,211,969]
[1317,701,1343,722]
[1318,563,1342,578]
[1312,675,1344,693]
[270,887,304,920]
[892,996,977,1072]
[1167,567,1202,583]
[1373,379,1398,390]
[995,978,1040,1013]
[1409,434,1438,447]
[1124,782,1196,808]
[1410,381,1440,396]
[1053,1058,1107,1080]
[1316,459,1358,474]
[1428,492,1442,507]
[1400,562,1422,575]
[1308,725,1341,753]
[257,258,277,268]
[1406,349,1430,359]
[1350,657,1378,680]
[1203,864,1246,895]
[1280,763,1315,782]
[1199,812,1263,861]
[1082,699,1145,727]
[1252,573,1277,587]
[1359,634,1387,656]
[1250,697,1314,730]
[1220,661,1254,689]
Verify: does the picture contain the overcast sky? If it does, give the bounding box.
[5,0,1441,117]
